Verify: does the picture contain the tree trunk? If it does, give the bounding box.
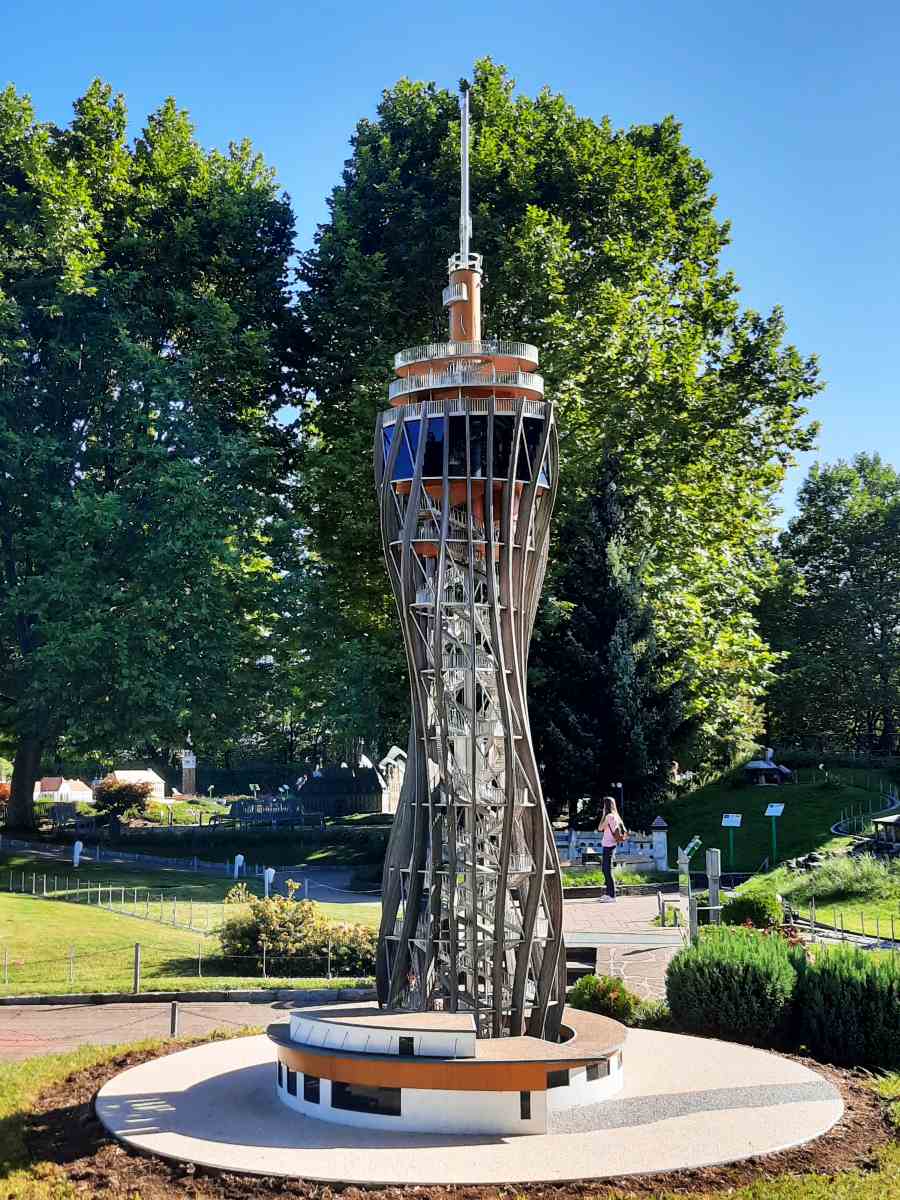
[9,735,42,830]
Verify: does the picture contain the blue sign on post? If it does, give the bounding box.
[765,802,785,865]
[721,813,742,869]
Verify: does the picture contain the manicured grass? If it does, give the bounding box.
[740,860,900,939]
[0,1041,896,1199]
[562,867,673,887]
[662,771,895,872]
[0,854,381,927]
[0,887,377,997]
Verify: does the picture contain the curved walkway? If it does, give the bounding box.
[95,1029,842,1184]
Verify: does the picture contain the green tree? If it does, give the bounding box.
[297,59,818,772]
[763,454,900,752]
[0,81,299,827]
[530,460,693,831]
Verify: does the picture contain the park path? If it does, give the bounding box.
[0,999,290,1061]
[564,894,684,1001]
[0,895,680,1060]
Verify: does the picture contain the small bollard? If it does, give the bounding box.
[170,1001,179,1037]
[133,943,142,994]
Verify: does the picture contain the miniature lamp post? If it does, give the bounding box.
[612,782,624,819]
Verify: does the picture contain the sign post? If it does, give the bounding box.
[721,813,742,870]
[765,802,785,867]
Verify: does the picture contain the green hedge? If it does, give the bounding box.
[666,927,798,1045]
[721,890,783,928]
[794,946,900,1069]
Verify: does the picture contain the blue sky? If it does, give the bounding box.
[3,0,897,520]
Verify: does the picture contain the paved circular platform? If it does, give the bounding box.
[95,1030,843,1185]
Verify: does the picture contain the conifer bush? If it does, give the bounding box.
[794,946,900,1069]
[721,890,783,928]
[666,926,797,1044]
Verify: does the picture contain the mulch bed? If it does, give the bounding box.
[21,1043,894,1199]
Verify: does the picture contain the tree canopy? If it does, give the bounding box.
[0,80,299,825]
[297,59,819,770]
[762,454,900,753]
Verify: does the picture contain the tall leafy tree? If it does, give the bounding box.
[763,454,900,752]
[530,461,692,831]
[297,60,818,770]
[0,82,299,826]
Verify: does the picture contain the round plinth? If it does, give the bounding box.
[267,1004,626,1135]
[95,1029,843,1185]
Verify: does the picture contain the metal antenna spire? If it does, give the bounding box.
[459,83,472,261]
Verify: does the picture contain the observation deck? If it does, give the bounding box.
[394,339,539,376]
[389,367,544,405]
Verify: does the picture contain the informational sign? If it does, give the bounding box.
[721,813,743,828]
[765,802,785,818]
[181,751,197,769]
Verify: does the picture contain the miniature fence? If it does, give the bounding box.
[5,869,222,931]
[0,834,296,881]
[787,895,900,952]
[831,786,900,835]
[2,869,321,933]
[0,939,375,997]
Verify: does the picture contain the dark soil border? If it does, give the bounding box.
[20,1042,894,1200]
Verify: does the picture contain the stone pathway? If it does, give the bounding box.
[563,894,684,1000]
[0,999,289,1061]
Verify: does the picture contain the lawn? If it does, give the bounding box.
[0,883,378,998]
[0,852,380,926]
[0,1039,897,1200]
[562,867,673,887]
[738,855,900,939]
[661,770,895,872]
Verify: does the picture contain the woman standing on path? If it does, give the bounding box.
[598,796,626,903]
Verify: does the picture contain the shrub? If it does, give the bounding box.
[794,945,900,1069]
[569,974,642,1023]
[224,882,253,904]
[784,854,900,905]
[219,895,375,975]
[721,890,783,928]
[691,890,711,926]
[94,776,153,819]
[666,926,797,1045]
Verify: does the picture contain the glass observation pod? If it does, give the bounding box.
[381,407,551,490]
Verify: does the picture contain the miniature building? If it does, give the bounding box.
[33,777,94,804]
[110,769,166,803]
[873,813,900,847]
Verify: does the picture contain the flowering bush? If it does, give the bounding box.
[569,974,642,1023]
[219,895,375,975]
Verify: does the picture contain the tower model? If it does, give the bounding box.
[374,84,565,1040]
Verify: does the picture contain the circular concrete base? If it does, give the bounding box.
[95,1031,843,1185]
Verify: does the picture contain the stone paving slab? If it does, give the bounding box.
[95,1030,842,1185]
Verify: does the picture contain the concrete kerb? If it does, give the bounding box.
[0,986,375,1007]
